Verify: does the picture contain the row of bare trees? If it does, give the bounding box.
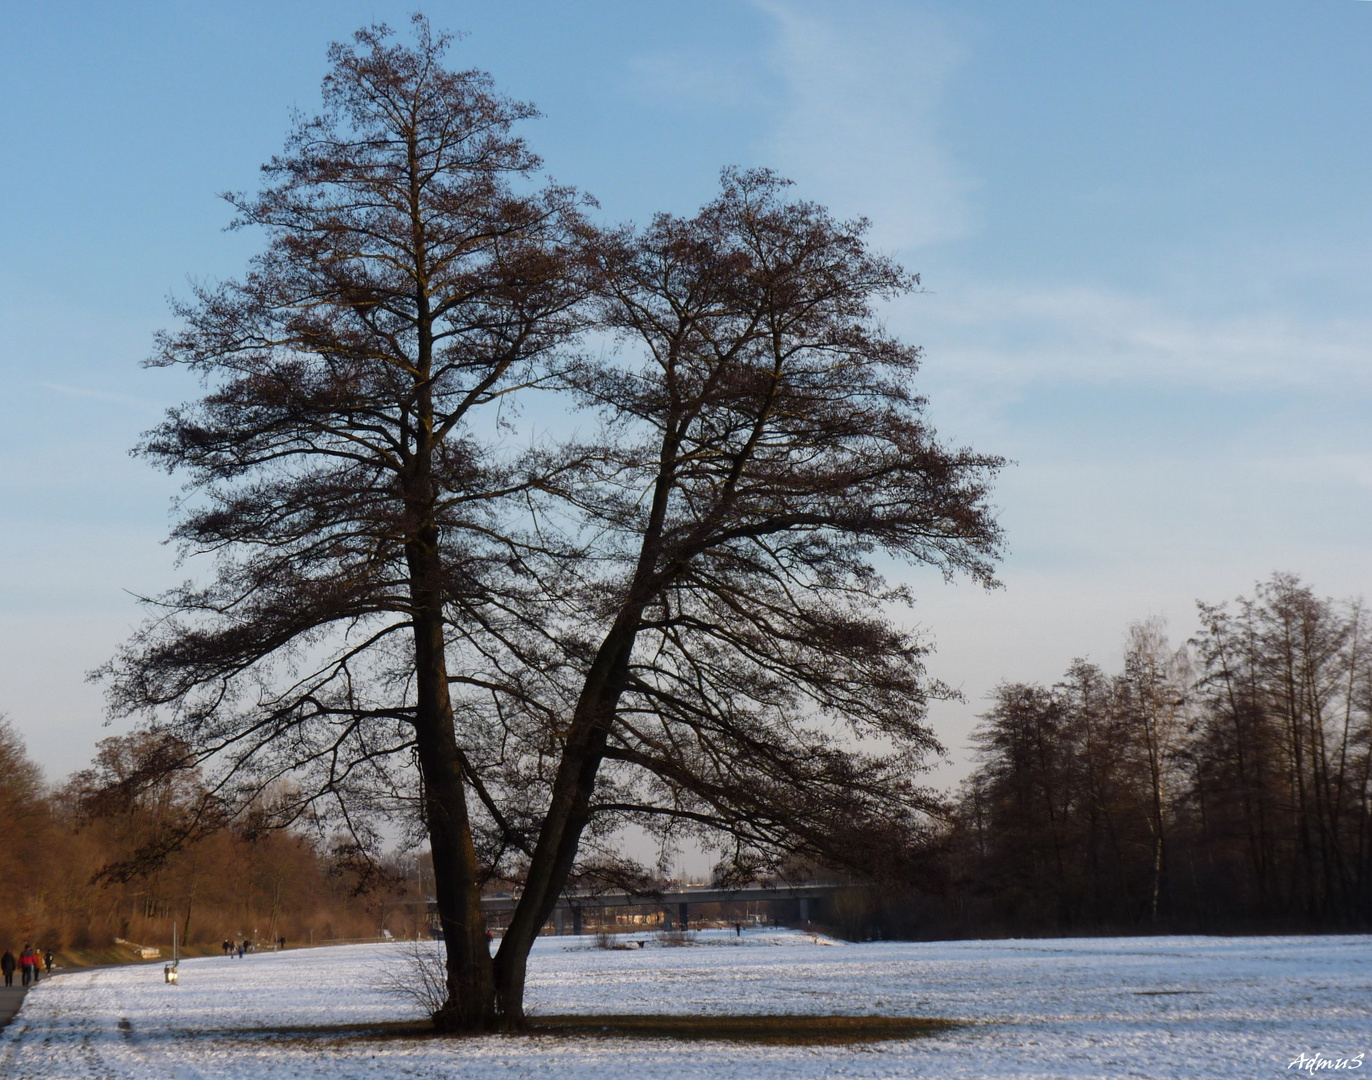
[0,724,381,954]
[948,574,1372,932]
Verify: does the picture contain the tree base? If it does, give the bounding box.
[430,1001,498,1034]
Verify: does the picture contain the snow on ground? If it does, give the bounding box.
[2,929,1368,1078]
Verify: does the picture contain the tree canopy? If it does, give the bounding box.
[104,17,1004,1030]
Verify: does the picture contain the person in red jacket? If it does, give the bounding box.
[18,944,37,987]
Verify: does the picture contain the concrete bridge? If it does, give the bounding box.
[478,882,847,935]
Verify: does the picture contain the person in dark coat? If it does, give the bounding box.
[1,950,15,987]
[43,949,54,974]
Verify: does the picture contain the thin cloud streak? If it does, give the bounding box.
[36,380,161,410]
[753,0,977,251]
[899,284,1372,393]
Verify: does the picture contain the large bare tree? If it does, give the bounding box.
[489,170,1004,1020]
[102,18,585,1030]
[105,21,1004,1031]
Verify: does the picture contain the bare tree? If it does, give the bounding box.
[952,575,1372,935]
[0,717,54,945]
[490,170,1004,1021]
[100,17,586,1031]
[101,22,1003,1028]
[1115,619,1192,922]
[963,681,1083,926]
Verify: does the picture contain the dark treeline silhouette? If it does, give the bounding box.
[0,724,384,954]
[915,573,1372,938]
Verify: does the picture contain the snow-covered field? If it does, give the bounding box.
[2,930,1368,1078]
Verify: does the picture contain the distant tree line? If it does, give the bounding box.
[839,573,1372,939]
[0,724,385,955]
[6,572,1368,956]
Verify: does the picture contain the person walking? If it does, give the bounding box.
[43,949,53,974]
[222,939,231,956]
[18,944,36,987]
[1,949,15,987]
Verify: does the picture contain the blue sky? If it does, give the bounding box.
[2,0,1370,783]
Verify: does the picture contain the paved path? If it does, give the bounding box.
[0,985,25,1030]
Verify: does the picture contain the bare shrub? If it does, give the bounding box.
[594,929,641,950]
[380,939,448,1018]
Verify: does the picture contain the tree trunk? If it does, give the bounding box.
[408,538,496,1031]
[494,613,643,1027]
[266,872,282,948]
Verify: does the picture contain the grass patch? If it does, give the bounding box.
[52,943,226,970]
[197,1020,433,1041]
[200,1015,958,1047]
[526,1014,960,1045]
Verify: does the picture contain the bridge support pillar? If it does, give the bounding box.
[799,897,810,924]
[554,907,565,935]
[571,905,582,935]
[678,902,689,930]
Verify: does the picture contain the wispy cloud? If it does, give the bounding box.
[753,0,976,251]
[36,380,160,410]
[899,283,1372,393]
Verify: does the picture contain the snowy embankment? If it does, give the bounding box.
[2,930,1368,1078]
